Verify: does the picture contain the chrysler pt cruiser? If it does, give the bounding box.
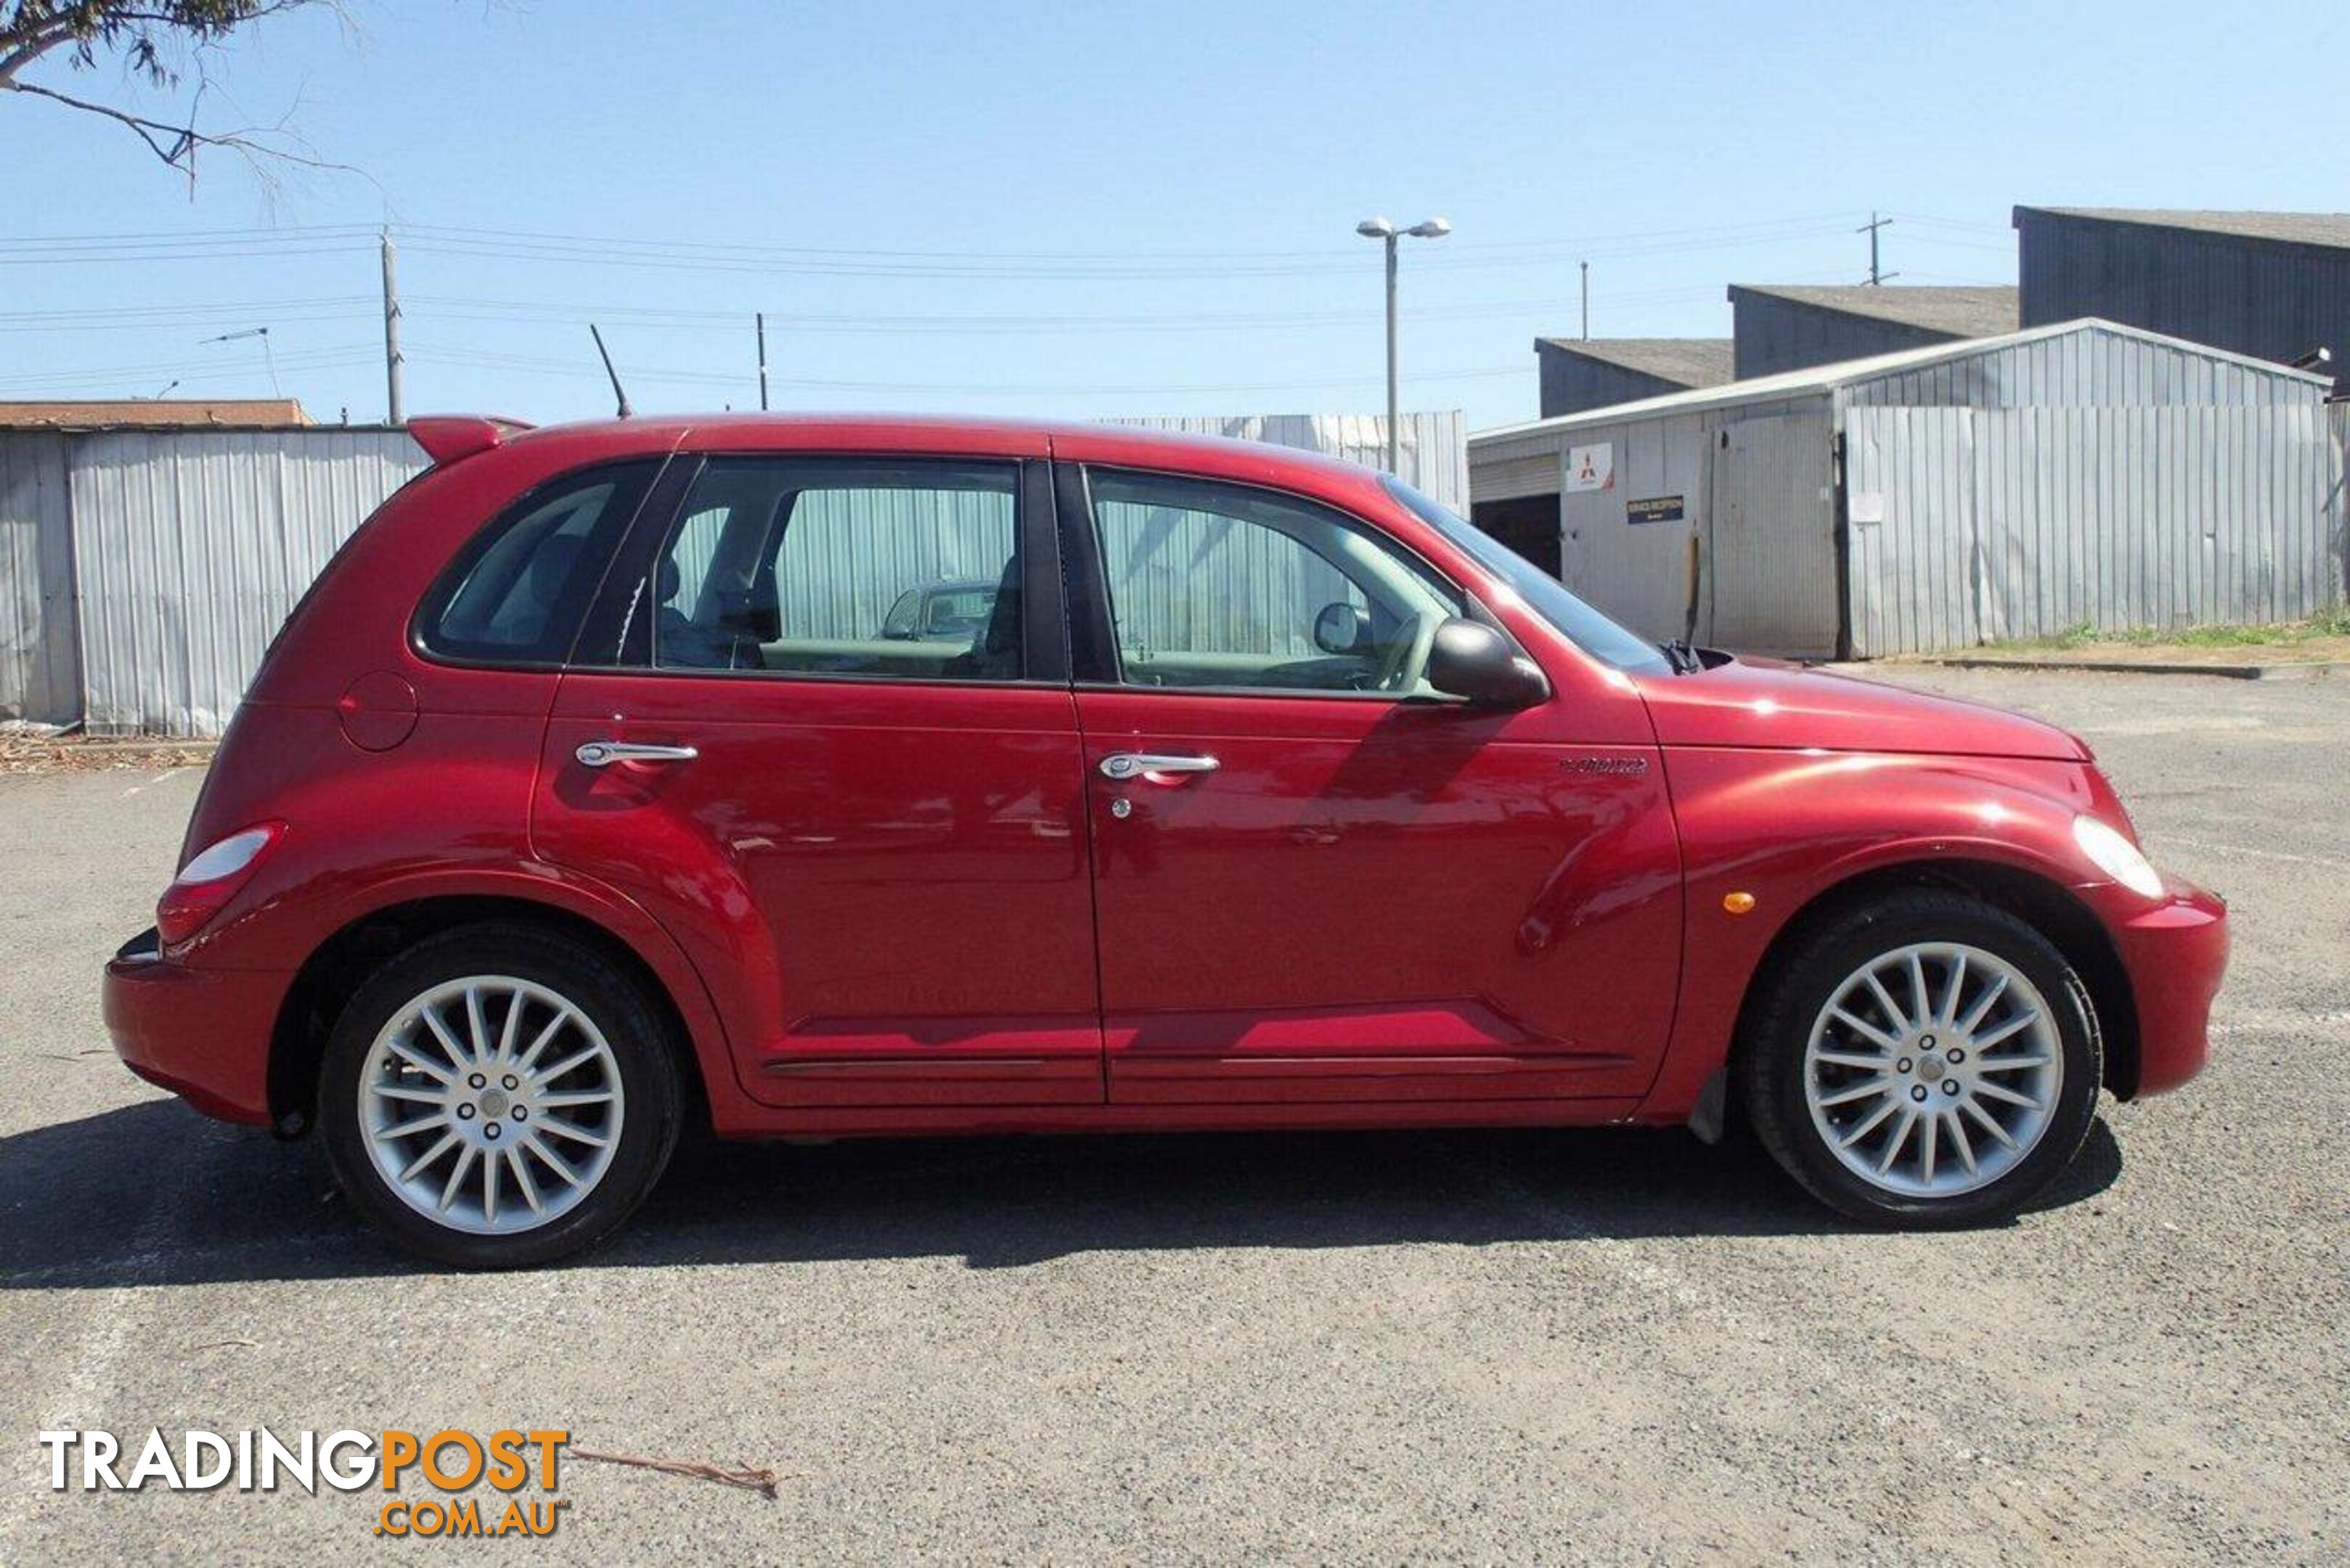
[103,415,2228,1267]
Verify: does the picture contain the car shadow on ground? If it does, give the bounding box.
[0,1098,2123,1289]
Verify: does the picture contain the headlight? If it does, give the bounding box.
[2072,814,2164,899]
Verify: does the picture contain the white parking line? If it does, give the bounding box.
[2158,834,2350,871]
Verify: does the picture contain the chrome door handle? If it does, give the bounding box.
[576,740,698,767]
[1099,751,1220,781]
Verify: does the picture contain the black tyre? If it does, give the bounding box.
[319,923,684,1268]
[1739,889,2100,1227]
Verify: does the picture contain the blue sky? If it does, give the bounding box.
[4,0,2344,429]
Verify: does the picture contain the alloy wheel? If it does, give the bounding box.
[1803,942,2063,1199]
[356,976,626,1236]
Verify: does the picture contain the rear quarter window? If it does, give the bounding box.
[415,460,660,666]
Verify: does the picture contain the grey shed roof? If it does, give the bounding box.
[1727,284,2020,339]
[1472,317,2330,444]
[1533,337,1734,389]
[2018,207,2350,251]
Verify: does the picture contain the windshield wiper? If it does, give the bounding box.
[1660,638,1703,674]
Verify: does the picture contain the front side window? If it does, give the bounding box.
[420,461,657,663]
[1381,475,1671,675]
[650,457,1023,681]
[1086,470,1463,695]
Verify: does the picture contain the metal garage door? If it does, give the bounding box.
[1705,413,1839,657]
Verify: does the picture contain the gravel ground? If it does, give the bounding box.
[0,667,2342,1563]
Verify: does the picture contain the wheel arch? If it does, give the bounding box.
[268,891,727,1136]
[1725,857,2139,1105]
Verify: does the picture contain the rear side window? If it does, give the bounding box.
[417,461,658,664]
[643,457,1024,682]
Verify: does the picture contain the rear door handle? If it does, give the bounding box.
[576,740,699,767]
[1099,751,1220,781]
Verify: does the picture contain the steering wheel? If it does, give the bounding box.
[1375,612,1438,694]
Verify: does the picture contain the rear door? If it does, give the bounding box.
[533,452,1104,1108]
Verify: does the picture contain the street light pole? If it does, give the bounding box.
[1356,216,1451,475]
[1382,231,1399,471]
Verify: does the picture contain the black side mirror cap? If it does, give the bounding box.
[1424,617,1549,709]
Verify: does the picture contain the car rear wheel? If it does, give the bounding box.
[1741,889,2101,1226]
[319,923,682,1268]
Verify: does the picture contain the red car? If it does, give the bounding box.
[103,415,2228,1267]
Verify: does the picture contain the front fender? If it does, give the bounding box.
[1636,747,2107,1122]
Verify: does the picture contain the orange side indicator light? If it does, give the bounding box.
[1722,891,1757,915]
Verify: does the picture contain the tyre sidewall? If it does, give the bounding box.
[319,926,682,1269]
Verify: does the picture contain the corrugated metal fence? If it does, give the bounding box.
[1847,402,2344,654]
[70,431,430,735]
[0,433,79,727]
[1114,412,1469,510]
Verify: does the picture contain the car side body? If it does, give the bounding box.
[102,414,2227,1257]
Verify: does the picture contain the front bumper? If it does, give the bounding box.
[102,928,286,1126]
[2102,878,2229,1098]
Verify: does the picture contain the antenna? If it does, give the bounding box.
[590,324,634,418]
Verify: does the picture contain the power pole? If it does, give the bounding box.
[1858,211,1896,286]
[756,313,771,411]
[1580,261,1589,340]
[380,228,405,425]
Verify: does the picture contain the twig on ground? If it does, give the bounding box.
[570,1446,783,1499]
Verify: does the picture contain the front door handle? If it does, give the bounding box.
[576,740,699,768]
[1099,751,1220,782]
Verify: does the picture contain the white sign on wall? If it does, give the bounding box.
[1564,442,1614,494]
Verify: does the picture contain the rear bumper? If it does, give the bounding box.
[102,928,285,1126]
[2103,878,2229,1098]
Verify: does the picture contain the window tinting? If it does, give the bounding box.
[1087,470,1463,696]
[420,461,657,664]
[649,457,1023,682]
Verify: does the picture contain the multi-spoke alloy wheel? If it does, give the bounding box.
[320,924,682,1268]
[1803,943,2059,1198]
[1742,890,2100,1227]
[359,976,626,1235]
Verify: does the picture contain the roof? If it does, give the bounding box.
[1728,284,2019,340]
[0,399,311,430]
[1471,317,2331,444]
[437,411,1409,501]
[2017,207,2350,251]
[1534,337,1734,389]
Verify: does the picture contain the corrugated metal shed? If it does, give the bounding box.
[1731,285,2019,379]
[2016,207,2350,395]
[1111,412,1468,510]
[1471,319,2346,658]
[0,433,81,726]
[70,430,427,735]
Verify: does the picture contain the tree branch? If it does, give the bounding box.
[3,73,358,181]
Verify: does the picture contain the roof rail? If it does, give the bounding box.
[404,415,534,467]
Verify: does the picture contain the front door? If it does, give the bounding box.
[534,453,1103,1108]
[1061,466,1682,1106]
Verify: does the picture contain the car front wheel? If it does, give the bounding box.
[319,923,683,1268]
[1742,889,2102,1226]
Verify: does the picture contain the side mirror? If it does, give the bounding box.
[1313,601,1371,655]
[1424,618,1547,709]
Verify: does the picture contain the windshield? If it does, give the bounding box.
[1381,475,1671,675]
